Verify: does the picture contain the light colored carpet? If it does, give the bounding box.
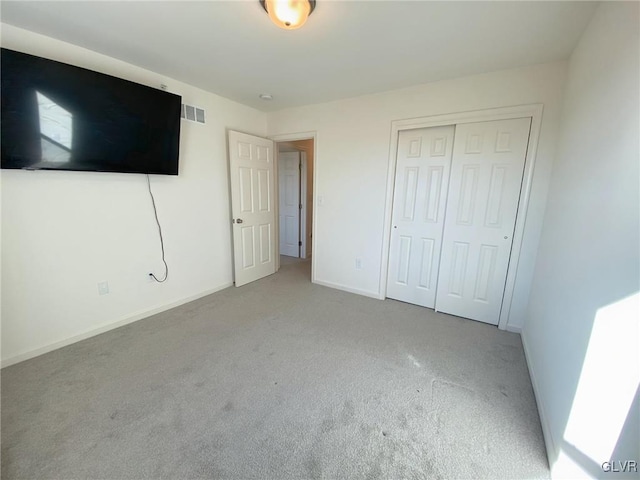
[1,258,549,479]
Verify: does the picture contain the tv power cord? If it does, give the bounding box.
[147,174,169,283]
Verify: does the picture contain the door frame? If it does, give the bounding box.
[270,131,317,282]
[380,104,544,331]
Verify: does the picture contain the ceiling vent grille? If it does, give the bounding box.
[181,104,205,124]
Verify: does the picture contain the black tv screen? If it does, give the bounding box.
[1,48,181,175]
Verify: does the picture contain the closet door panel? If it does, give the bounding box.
[387,126,454,308]
[435,118,531,324]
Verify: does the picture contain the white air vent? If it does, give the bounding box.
[181,103,206,124]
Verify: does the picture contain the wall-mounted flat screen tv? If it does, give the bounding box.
[1,48,181,175]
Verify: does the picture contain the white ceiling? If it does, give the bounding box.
[0,1,598,112]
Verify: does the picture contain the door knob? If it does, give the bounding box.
[236,219,244,224]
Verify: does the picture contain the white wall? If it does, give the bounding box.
[267,62,567,330]
[1,25,267,366]
[522,2,639,478]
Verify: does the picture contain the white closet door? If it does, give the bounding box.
[435,117,531,324]
[387,126,455,308]
[278,152,301,257]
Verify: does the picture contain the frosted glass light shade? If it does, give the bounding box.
[264,0,312,30]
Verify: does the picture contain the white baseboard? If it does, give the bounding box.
[506,324,523,334]
[1,282,233,369]
[521,332,557,471]
[313,278,380,300]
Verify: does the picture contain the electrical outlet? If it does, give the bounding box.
[97,281,109,295]
[355,257,362,270]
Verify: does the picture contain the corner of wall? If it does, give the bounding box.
[520,329,558,470]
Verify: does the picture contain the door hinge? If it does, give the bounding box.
[299,241,302,246]
[299,203,302,209]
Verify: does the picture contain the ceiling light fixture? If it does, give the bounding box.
[260,0,316,30]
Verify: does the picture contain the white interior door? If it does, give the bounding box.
[279,151,301,257]
[435,117,531,324]
[300,151,308,258]
[228,130,276,287]
[387,126,455,308]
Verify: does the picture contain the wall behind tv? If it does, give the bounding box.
[1,24,267,366]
